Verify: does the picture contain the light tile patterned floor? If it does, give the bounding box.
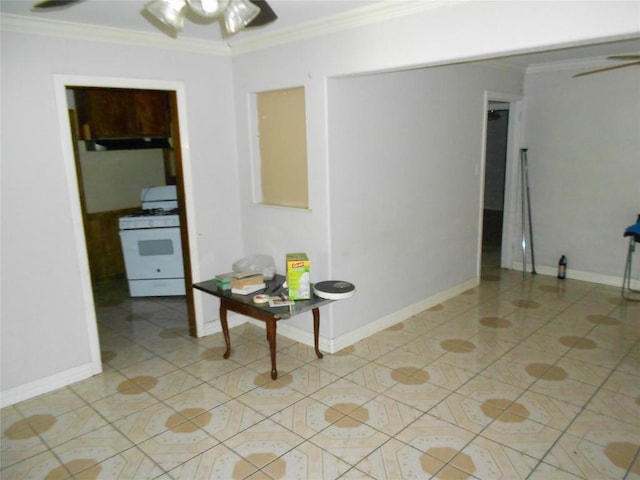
[2,255,639,479]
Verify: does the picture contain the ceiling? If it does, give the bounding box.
[1,0,639,68]
[0,0,381,43]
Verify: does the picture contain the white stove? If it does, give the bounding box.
[119,185,185,297]
[119,185,180,230]
[119,209,180,230]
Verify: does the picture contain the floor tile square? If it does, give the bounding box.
[348,394,423,437]
[113,403,190,444]
[480,415,563,460]
[138,423,219,472]
[51,424,134,475]
[236,380,306,417]
[308,416,391,467]
[74,446,165,479]
[453,435,541,479]
[543,431,640,479]
[309,378,379,414]
[0,449,70,480]
[197,398,267,442]
[167,443,259,479]
[270,396,350,440]
[262,440,352,479]
[223,418,305,469]
[354,437,446,479]
[395,412,476,457]
[162,382,231,415]
[428,392,498,434]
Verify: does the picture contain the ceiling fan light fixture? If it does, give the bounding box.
[186,0,230,18]
[223,0,260,34]
[145,0,187,31]
[246,0,277,27]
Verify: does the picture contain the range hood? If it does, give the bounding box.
[85,137,171,151]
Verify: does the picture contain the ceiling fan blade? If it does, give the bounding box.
[607,54,640,61]
[33,0,82,9]
[246,0,277,27]
[573,61,640,78]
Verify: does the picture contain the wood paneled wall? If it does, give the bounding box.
[85,208,138,281]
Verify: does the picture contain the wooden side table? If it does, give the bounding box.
[193,274,332,379]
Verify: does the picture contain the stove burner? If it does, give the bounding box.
[126,208,179,218]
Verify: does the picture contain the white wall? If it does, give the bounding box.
[521,64,640,281]
[232,1,639,348]
[326,64,523,340]
[79,147,166,213]
[0,32,243,404]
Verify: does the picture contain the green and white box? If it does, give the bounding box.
[286,253,310,300]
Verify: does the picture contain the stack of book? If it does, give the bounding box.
[214,272,266,294]
[232,273,265,294]
[213,272,234,290]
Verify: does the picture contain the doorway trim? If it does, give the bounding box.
[478,90,524,275]
[53,74,202,376]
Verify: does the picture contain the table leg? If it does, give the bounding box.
[313,307,323,359]
[266,318,278,379]
[219,302,231,359]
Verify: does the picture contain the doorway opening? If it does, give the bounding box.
[68,87,195,309]
[482,102,509,273]
[54,76,198,376]
[68,87,176,287]
[479,93,523,277]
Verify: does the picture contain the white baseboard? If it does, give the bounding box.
[512,262,639,289]
[201,312,248,337]
[0,277,497,408]
[249,277,479,354]
[322,277,479,353]
[1,363,99,408]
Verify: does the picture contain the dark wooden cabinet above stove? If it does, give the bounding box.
[74,88,170,140]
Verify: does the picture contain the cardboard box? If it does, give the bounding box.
[286,253,310,300]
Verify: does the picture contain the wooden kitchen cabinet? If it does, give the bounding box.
[74,88,170,140]
[130,90,170,137]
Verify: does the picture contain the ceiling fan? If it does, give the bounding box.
[574,55,640,77]
[32,0,278,34]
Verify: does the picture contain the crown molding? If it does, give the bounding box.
[525,56,627,75]
[475,59,527,75]
[1,1,464,56]
[0,13,231,55]
[230,0,465,55]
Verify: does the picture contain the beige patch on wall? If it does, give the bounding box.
[257,87,308,208]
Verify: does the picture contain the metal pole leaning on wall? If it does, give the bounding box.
[520,148,537,275]
[521,150,527,276]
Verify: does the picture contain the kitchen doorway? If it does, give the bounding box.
[67,86,195,330]
[54,75,199,376]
